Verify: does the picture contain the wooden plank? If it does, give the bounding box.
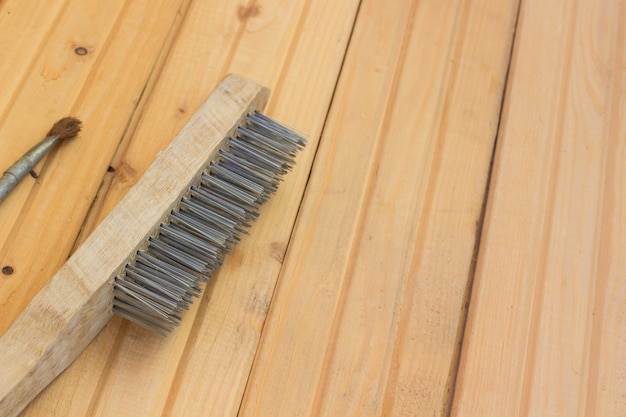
[451,0,626,415]
[21,0,360,416]
[240,0,519,415]
[0,0,67,121]
[0,0,188,336]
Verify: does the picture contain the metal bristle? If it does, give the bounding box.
[112,112,306,335]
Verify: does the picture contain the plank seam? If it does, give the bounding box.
[310,0,423,413]
[70,0,195,256]
[380,0,475,411]
[56,1,196,407]
[0,0,80,259]
[235,0,365,414]
[446,0,523,415]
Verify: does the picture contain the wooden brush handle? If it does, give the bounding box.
[0,74,270,417]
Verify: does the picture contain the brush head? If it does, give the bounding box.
[46,117,82,141]
[112,111,307,335]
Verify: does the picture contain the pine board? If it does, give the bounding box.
[0,0,623,416]
[239,0,519,415]
[452,0,626,415]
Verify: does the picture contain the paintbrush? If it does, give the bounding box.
[0,117,82,203]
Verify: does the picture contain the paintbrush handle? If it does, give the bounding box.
[0,173,19,203]
[0,135,59,203]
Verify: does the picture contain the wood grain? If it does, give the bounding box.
[0,74,268,417]
[19,0,361,416]
[1,0,622,416]
[451,0,626,415]
[0,0,189,335]
[0,0,67,123]
[239,0,519,415]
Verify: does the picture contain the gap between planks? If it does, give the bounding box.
[0,0,193,338]
[451,0,626,415]
[234,1,366,413]
[241,3,516,414]
[443,0,523,414]
[71,0,194,253]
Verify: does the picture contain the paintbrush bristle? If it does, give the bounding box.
[47,117,82,140]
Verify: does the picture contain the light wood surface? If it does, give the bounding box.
[0,0,623,416]
[240,0,518,415]
[451,0,626,415]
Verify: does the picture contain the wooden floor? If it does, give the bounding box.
[0,0,624,415]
